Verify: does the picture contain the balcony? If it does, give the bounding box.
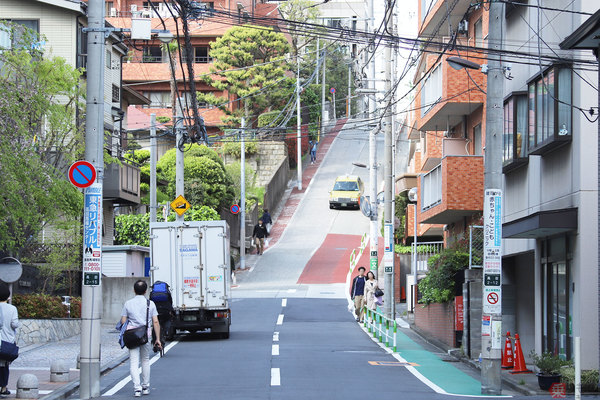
[406,204,444,239]
[104,161,141,205]
[418,155,484,224]
[417,52,485,133]
[419,0,472,38]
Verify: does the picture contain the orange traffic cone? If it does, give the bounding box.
[509,333,532,374]
[501,331,514,369]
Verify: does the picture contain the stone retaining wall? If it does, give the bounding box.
[17,319,81,347]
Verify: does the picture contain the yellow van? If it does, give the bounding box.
[329,175,364,209]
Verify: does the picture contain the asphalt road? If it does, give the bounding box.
[82,121,586,399]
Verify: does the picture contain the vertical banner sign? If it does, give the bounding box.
[83,183,102,286]
[483,189,502,314]
[384,223,394,273]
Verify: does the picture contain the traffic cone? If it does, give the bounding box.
[501,331,514,369]
[509,333,532,374]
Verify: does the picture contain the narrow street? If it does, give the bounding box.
[87,122,575,399]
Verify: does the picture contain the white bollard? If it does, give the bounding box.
[16,374,39,399]
[50,360,70,382]
[575,336,581,400]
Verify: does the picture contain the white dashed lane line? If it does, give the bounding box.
[272,344,280,356]
[271,368,281,386]
[276,314,284,325]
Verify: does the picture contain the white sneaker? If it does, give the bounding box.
[142,387,150,395]
[134,390,142,397]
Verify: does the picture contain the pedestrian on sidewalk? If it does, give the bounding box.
[261,209,273,234]
[120,280,162,397]
[309,140,318,164]
[364,271,380,314]
[350,267,367,322]
[252,219,269,255]
[0,284,18,397]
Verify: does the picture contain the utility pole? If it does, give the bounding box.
[347,64,352,118]
[316,38,319,85]
[320,47,327,139]
[175,98,184,222]
[80,0,104,398]
[481,0,503,395]
[150,113,157,223]
[240,117,246,270]
[297,53,302,190]
[332,89,337,121]
[369,127,378,279]
[382,0,394,320]
[368,0,375,120]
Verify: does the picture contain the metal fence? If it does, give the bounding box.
[469,225,484,269]
[412,241,444,273]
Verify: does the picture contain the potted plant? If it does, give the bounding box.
[529,351,571,390]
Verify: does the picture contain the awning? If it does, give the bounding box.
[502,208,577,239]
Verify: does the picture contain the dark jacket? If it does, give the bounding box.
[350,275,367,299]
[261,212,272,225]
[253,223,269,239]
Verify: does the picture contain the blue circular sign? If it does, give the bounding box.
[230,204,240,214]
[330,87,336,94]
[68,160,96,188]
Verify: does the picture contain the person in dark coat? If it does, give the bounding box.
[252,219,269,255]
[350,267,367,322]
[261,209,273,233]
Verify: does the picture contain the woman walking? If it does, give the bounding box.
[364,271,379,312]
[0,283,19,397]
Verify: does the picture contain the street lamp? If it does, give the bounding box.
[408,187,418,313]
[446,56,513,80]
[156,30,174,44]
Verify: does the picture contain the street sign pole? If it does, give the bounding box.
[240,117,246,270]
[176,97,185,222]
[81,0,104,398]
[481,0,504,394]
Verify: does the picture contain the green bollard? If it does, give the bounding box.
[385,319,390,347]
[393,321,397,352]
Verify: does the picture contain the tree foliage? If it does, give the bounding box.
[198,25,292,125]
[0,22,84,257]
[156,144,234,210]
[279,0,321,54]
[418,249,469,305]
[114,206,220,247]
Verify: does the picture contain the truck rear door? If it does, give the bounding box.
[202,224,229,309]
[178,225,203,309]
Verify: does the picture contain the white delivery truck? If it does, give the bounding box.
[149,220,231,338]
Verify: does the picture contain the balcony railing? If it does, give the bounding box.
[421,164,442,211]
[104,159,141,205]
[412,241,444,274]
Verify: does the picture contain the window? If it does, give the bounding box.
[143,1,160,10]
[474,18,483,48]
[144,91,171,108]
[0,19,40,49]
[142,46,163,63]
[421,0,436,21]
[422,164,442,210]
[77,24,87,71]
[528,65,572,155]
[473,124,482,155]
[112,84,120,103]
[105,1,114,15]
[421,64,442,116]
[106,49,111,68]
[327,19,343,29]
[503,93,528,171]
[195,46,211,63]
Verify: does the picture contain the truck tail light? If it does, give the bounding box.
[215,312,228,318]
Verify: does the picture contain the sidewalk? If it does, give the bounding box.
[5,324,127,400]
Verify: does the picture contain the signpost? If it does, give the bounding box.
[230,204,240,215]
[170,195,191,217]
[83,183,102,287]
[68,161,96,189]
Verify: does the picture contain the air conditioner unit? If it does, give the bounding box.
[130,4,138,12]
[110,7,117,17]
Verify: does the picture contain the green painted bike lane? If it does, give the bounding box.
[393,327,509,397]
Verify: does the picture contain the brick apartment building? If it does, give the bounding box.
[106,0,281,154]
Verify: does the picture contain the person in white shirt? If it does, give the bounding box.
[121,280,161,397]
[0,284,19,397]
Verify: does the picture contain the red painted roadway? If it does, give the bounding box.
[297,234,384,284]
[266,118,348,249]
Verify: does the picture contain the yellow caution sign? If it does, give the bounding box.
[170,195,191,217]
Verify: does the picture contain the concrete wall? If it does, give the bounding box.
[264,157,290,212]
[18,319,81,347]
[463,268,482,359]
[102,277,142,323]
[414,301,456,348]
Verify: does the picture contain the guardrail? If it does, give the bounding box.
[363,306,397,352]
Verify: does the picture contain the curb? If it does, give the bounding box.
[40,353,130,400]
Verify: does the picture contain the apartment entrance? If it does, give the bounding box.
[541,235,572,360]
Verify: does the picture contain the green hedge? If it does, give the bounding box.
[12,294,81,319]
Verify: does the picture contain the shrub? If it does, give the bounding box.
[418,249,469,305]
[12,294,81,319]
[530,351,572,375]
[222,140,258,157]
[561,367,599,392]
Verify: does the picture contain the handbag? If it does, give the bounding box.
[0,305,19,362]
[374,288,384,298]
[123,300,149,349]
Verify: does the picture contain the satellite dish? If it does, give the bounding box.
[0,257,22,284]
